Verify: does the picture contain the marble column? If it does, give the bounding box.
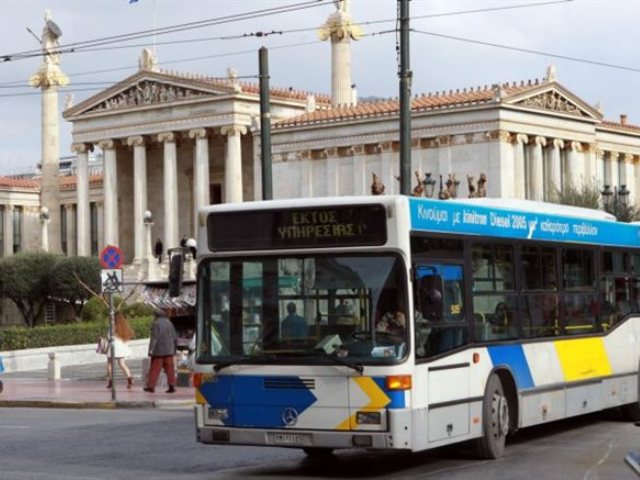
[565,141,582,189]
[530,136,546,201]
[514,134,528,199]
[127,135,148,263]
[98,139,118,247]
[325,148,339,196]
[158,132,179,250]
[71,143,92,257]
[622,153,635,199]
[65,204,76,257]
[189,128,210,238]
[3,206,12,256]
[548,139,564,199]
[96,201,105,253]
[351,145,366,195]
[378,141,396,195]
[606,151,619,189]
[595,148,605,189]
[221,125,247,203]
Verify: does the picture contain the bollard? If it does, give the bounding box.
[47,352,60,380]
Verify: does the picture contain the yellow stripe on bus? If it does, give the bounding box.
[554,337,612,382]
[335,377,391,430]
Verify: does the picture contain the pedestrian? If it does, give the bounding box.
[144,312,178,394]
[154,238,163,263]
[180,234,188,248]
[106,312,135,389]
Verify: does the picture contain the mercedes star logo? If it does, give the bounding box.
[282,407,299,426]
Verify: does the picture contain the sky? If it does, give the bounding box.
[0,0,639,174]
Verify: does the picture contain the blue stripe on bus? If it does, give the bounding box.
[372,376,405,408]
[487,345,535,390]
[199,375,317,427]
[408,197,640,248]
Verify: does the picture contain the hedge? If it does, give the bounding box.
[0,316,154,351]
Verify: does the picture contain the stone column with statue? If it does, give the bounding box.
[29,10,69,254]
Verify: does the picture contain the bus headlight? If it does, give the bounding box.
[208,407,229,421]
[356,411,381,425]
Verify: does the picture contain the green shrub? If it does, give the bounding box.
[123,302,156,319]
[0,316,154,351]
[80,296,108,322]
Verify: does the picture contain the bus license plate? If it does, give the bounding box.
[271,433,311,446]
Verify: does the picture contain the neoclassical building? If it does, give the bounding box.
[3,1,640,281]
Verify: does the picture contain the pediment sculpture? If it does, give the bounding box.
[517,91,585,116]
[89,80,209,112]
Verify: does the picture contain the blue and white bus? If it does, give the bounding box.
[193,195,640,459]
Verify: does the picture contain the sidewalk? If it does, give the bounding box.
[0,359,195,409]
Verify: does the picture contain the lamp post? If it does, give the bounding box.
[601,184,630,221]
[143,210,154,278]
[39,206,50,252]
[422,172,436,198]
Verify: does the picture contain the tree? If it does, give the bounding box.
[549,182,601,210]
[549,181,640,222]
[0,251,60,327]
[49,256,101,318]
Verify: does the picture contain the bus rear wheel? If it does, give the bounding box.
[476,374,509,459]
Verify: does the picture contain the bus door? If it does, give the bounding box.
[413,262,471,443]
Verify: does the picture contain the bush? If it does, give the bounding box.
[80,296,108,323]
[123,302,156,319]
[0,316,154,351]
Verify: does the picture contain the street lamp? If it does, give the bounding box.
[423,172,436,198]
[143,210,154,269]
[601,184,630,220]
[39,206,50,252]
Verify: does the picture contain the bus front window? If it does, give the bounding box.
[196,254,409,365]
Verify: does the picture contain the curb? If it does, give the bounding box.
[0,399,194,410]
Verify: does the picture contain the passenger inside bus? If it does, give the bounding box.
[281,302,307,338]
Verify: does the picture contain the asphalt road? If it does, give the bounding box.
[0,408,637,480]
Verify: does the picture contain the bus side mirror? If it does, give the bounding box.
[168,248,184,297]
[419,275,443,321]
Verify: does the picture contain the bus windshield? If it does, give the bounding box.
[196,253,409,365]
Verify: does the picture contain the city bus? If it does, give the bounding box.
[193,195,640,459]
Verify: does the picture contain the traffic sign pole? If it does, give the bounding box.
[109,293,116,402]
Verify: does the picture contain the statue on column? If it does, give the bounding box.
[42,10,62,66]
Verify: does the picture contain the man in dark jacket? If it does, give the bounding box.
[144,313,178,393]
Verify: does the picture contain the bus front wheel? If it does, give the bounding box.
[476,373,509,459]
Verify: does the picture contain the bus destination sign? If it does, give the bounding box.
[208,204,387,251]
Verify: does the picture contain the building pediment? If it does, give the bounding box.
[505,83,602,120]
[64,70,236,119]
[85,79,212,113]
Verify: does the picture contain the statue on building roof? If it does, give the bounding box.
[139,48,158,71]
[544,64,557,83]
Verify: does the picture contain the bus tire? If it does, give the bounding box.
[302,447,334,458]
[475,373,509,459]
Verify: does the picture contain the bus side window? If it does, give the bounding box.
[419,275,444,321]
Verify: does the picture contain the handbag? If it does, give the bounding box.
[96,337,110,355]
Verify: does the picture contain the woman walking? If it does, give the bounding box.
[106,313,135,389]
